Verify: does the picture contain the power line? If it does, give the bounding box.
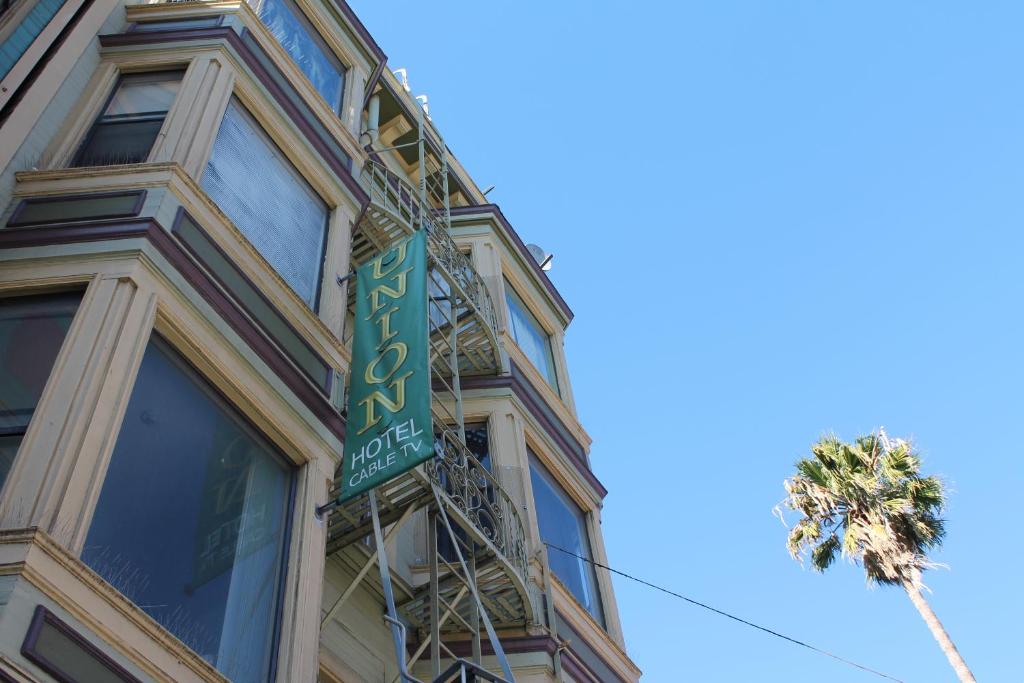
[543,542,904,683]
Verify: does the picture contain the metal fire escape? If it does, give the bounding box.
[324,106,532,682]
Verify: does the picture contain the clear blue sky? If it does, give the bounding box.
[350,2,1023,681]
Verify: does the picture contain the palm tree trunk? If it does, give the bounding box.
[902,581,976,682]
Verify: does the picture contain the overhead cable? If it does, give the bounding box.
[543,542,904,682]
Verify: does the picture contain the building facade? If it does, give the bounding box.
[0,1,641,681]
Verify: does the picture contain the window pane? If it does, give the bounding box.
[464,423,490,471]
[73,71,182,168]
[83,339,292,683]
[104,73,181,116]
[0,434,22,493]
[75,119,165,166]
[529,454,604,626]
[0,291,80,491]
[33,620,129,683]
[202,100,329,307]
[251,0,344,111]
[11,192,143,226]
[130,17,222,32]
[505,284,559,392]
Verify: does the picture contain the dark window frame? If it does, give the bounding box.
[22,605,142,683]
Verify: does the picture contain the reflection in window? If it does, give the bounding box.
[202,99,329,308]
[529,452,604,626]
[73,71,182,167]
[0,291,80,490]
[249,0,345,112]
[504,281,559,393]
[83,338,293,683]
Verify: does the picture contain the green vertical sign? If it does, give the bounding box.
[339,230,433,502]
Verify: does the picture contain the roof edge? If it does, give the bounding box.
[450,203,574,324]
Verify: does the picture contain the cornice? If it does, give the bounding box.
[451,204,573,325]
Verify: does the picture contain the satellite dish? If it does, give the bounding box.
[526,243,554,271]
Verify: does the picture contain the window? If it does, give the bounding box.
[249,0,345,113]
[129,16,222,32]
[82,338,293,683]
[22,606,142,683]
[436,422,494,561]
[72,71,182,167]
[202,99,329,308]
[0,0,65,79]
[504,281,559,393]
[529,452,604,626]
[0,291,80,492]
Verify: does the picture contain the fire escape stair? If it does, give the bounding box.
[328,158,532,637]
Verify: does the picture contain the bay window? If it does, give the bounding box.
[0,291,80,492]
[83,337,294,683]
[529,451,604,627]
[202,99,329,308]
[504,281,559,393]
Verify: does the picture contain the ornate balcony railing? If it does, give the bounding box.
[357,160,499,371]
[429,428,529,582]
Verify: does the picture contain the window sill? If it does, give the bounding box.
[548,576,641,683]
[0,527,229,683]
[11,163,352,371]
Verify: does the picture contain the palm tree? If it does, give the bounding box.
[779,431,975,682]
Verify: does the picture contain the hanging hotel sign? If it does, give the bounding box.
[339,230,433,502]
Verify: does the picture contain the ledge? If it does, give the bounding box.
[0,528,228,682]
[0,215,346,440]
[458,363,607,499]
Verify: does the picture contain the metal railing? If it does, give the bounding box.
[359,159,499,339]
[429,430,529,582]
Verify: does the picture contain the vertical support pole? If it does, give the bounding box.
[428,507,441,680]
[442,141,464,445]
[468,549,482,667]
[431,488,515,683]
[370,490,410,681]
[417,100,427,229]
[541,552,563,680]
[449,301,465,442]
[440,140,451,236]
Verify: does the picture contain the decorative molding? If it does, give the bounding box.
[555,606,640,683]
[98,26,369,210]
[170,207,333,395]
[0,527,228,682]
[0,218,345,439]
[451,204,573,324]
[0,0,97,127]
[458,362,607,499]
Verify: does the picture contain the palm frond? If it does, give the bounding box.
[780,430,949,589]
